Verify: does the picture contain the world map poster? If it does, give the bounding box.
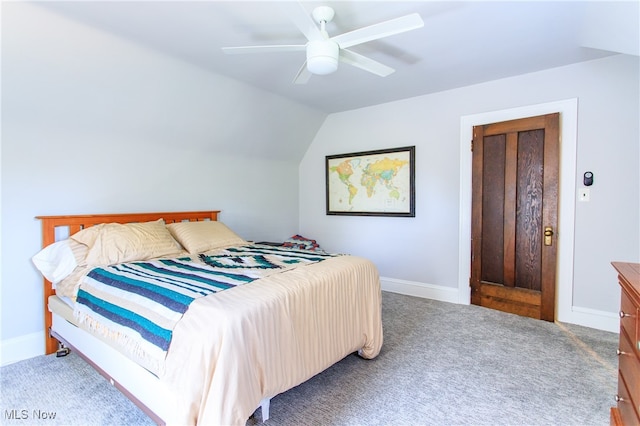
[326,146,415,217]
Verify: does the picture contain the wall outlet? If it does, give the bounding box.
[579,188,590,202]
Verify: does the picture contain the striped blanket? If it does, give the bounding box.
[74,244,338,375]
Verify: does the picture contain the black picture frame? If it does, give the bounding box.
[326,146,415,217]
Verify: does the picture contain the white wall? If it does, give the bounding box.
[299,54,640,331]
[0,3,326,364]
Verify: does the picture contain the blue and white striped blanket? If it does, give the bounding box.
[74,245,338,375]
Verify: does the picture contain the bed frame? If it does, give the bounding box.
[36,211,221,424]
[36,209,379,424]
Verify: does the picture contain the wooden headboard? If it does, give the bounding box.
[35,210,220,355]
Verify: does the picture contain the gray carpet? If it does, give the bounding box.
[0,347,152,425]
[1,292,618,425]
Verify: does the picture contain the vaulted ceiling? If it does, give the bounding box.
[36,1,639,113]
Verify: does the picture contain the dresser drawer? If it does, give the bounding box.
[620,288,639,357]
[619,330,640,416]
[618,370,640,426]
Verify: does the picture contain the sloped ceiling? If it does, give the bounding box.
[32,1,640,113]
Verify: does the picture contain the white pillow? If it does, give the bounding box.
[32,240,78,284]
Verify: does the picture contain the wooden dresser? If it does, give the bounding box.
[611,262,640,426]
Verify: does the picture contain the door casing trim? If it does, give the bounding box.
[459,99,578,323]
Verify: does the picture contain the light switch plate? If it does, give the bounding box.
[579,188,590,202]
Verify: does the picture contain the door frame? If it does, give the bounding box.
[459,99,577,323]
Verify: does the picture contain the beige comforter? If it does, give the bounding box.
[162,254,383,425]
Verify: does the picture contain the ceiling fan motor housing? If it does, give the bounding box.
[306,40,339,75]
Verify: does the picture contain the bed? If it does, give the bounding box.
[35,211,383,425]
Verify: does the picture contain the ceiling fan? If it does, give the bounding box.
[222,3,424,84]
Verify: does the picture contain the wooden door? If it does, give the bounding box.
[471,113,559,321]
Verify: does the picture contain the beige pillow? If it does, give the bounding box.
[166,221,246,254]
[55,265,91,299]
[70,223,106,250]
[69,238,90,266]
[83,219,183,266]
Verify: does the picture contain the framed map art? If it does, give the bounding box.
[326,146,415,217]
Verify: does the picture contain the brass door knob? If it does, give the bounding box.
[544,226,554,246]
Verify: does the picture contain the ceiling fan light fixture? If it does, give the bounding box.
[306,40,339,75]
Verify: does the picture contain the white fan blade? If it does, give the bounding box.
[339,49,395,77]
[331,13,424,49]
[280,2,323,42]
[222,45,306,55]
[293,62,312,85]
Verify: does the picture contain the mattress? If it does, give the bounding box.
[48,294,75,323]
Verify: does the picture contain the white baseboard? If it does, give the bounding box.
[381,277,619,333]
[1,331,44,366]
[557,305,620,333]
[381,277,459,304]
